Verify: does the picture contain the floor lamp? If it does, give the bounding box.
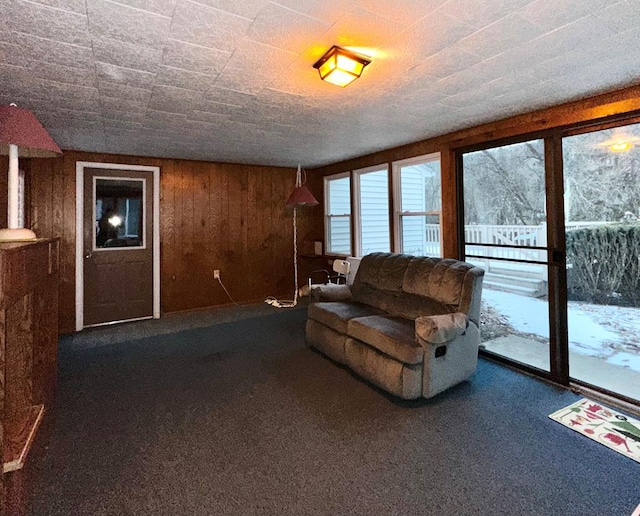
[0,103,62,241]
[265,165,318,308]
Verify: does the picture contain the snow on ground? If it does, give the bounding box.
[482,288,640,372]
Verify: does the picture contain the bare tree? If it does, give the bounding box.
[463,140,546,225]
[463,124,640,225]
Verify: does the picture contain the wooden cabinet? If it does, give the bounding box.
[0,239,59,515]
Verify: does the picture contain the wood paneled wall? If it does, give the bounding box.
[311,85,640,258]
[22,151,320,334]
[159,159,319,313]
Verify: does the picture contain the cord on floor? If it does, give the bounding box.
[217,277,238,305]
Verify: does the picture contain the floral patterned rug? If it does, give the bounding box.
[549,398,640,464]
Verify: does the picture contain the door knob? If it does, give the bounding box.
[85,252,92,259]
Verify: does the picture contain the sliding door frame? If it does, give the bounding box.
[454,110,640,402]
[454,129,569,387]
[557,113,640,405]
[544,132,569,385]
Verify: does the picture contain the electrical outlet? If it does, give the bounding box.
[214,269,220,279]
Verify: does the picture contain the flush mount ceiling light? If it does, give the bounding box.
[313,46,371,87]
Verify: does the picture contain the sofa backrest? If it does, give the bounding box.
[351,253,484,325]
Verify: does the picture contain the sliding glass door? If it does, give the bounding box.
[563,122,640,402]
[459,121,640,404]
[461,139,552,373]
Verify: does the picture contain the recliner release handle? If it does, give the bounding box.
[435,345,447,358]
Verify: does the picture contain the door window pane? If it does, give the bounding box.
[563,122,640,402]
[94,178,144,249]
[325,174,351,255]
[394,155,442,256]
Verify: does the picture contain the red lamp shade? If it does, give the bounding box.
[0,104,62,241]
[286,185,318,207]
[0,104,62,157]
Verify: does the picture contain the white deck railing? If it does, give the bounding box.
[421,222,613,280]
[424,223,548,262]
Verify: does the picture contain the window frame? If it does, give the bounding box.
[391,152,442,257]
[92,176,147,251]
[324,171,352,256]
[352,164,390,257]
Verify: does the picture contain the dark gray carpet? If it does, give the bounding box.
[29,308,640,516]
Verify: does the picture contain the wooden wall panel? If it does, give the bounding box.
[227,165,243,300]
[30,159,54,238]
[159,159,176,311]
[439,149,458,258]
[193,162,211,308]
[58,158,74,333]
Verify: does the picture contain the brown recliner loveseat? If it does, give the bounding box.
[306,252,484,399]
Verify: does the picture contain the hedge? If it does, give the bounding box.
[566,224,640,306]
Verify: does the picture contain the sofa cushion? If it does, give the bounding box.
[310,283,352,302]
[306,319,348,364]
[345,338,422,399]
[354,253,413,293]
[383,292,453,320]
[350,284,402,315]
[347,315,423,365]
[308,302,381,334]
[403,257,473,308]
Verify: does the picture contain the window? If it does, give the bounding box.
[392,153,442,257]
[562,121,640,400]
[353,165,390,256]
[94,177,145,249]
[324,173,351,255]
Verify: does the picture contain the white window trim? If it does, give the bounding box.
[392,152,442,256]
[324,171,351,256]
[352,164,389,257]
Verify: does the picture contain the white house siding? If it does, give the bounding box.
[398,161,442,257]
[327,176,351,254]
[400,167,427,255]
[359,170,390,255]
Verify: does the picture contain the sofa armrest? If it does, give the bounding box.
[310,284,352,302]
[415,313,468,345]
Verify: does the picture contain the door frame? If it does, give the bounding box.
[454,131,567,386]
[75,161,161,331]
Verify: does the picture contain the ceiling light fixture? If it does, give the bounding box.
[313,46,371,88]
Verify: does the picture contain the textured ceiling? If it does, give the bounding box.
[1,0,639,167]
